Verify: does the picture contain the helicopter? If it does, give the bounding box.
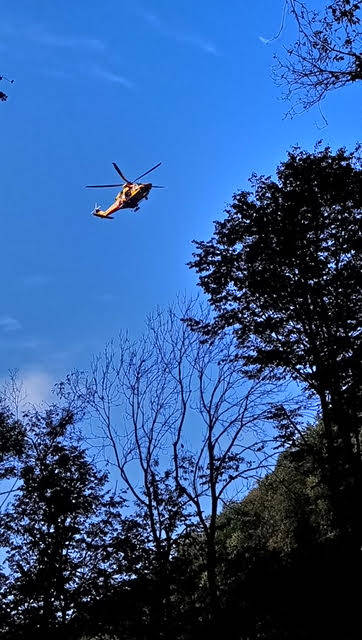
[86,161,163,219]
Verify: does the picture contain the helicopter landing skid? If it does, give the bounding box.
[93,212,114,219]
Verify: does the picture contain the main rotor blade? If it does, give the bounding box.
[86,183,123,188]
[112,162,130,183]
[151,185,165,188]
[134,162,162,182]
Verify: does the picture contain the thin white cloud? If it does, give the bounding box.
[140,10,162,29]
[92,66,134,88]
[258,2,288,46]
[39,65,133,87]
[176,34,218,55]
[21,371,53,406]
[137,7,219,56]
[18,339,41,350]
[1,22,105,52]
[22,274,51,287]
[35,31,105,51]
[97,293,118,303]
[0,338,41,350]
[1,370,54,409]
[0,316,21,332]
[0,370,53,408]
[41,69,73,80]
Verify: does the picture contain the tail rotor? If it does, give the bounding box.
[91,202,101,215]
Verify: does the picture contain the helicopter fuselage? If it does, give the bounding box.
[87,161,162,219]
[119,182,152,209]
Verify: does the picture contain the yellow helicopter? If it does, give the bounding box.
[86,162,163,219]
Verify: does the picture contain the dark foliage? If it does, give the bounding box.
[0,141,360,636]
[0,410,25,481]
[0,404,360,637]
[0,407,125,639]
[189,144,362,548]
[215,425,361,639]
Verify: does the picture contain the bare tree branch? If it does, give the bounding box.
[273,0,361,116]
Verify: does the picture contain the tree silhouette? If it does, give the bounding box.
[0,407,124,640]
[274,1,361,115]
[58,299,280,637]
[0,74,14,102]
[189,144,362,551]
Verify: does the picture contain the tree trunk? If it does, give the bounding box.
[319,386,362,552]
[148,554,171,640]
[206,534,221,635]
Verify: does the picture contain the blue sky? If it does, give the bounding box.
[0,0,360,403]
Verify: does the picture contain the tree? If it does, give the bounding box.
[0,407,125,640]
[58,316,193,640]
[188,145,362,550]
[170,336,277,636]
[0,377,26,511]
[59,299,280,637]
[215,423,360,640]
[0,408,25,634]
[0,74,14,102]
[274,0,362,115]
[0,409,25,485]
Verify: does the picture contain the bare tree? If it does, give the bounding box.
[58,306,196,639]
[58,298,280,636]
[169,332,278,632]
[274,0,361,116]
[0,73,14,102]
